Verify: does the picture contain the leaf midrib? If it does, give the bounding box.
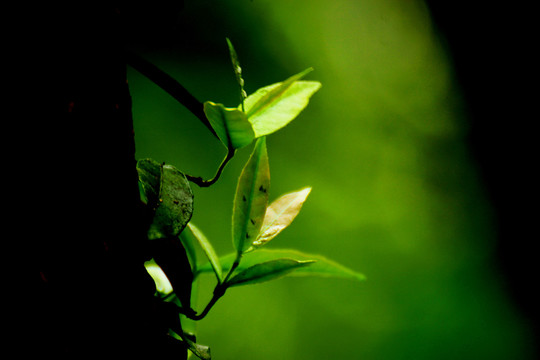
[238,147,264,252]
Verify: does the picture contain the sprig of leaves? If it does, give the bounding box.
[204,65,321,150]
[137,39,362,360]
[193,140,365,289]
[189,38,321,187]
[169,139,365,331]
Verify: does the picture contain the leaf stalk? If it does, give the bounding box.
[188,252,243,321]
[186,149,236,187]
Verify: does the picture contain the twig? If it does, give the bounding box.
[185,149,236,187]
[125,50,219,139]
[188,252,243,321]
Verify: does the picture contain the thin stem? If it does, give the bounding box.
[189,287,224,321]
[186,149,235,187]
[187,252,243,321]
[125,50,219,140]
[223,252,243,284]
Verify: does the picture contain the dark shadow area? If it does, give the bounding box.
[425,1,538,352]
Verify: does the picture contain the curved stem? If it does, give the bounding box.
[189,287,224,321]
[188,252,243,321]
[186,149,235,187]
[222,252,242,284]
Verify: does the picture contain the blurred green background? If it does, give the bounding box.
[126,1,535,359]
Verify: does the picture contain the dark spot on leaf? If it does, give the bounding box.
[173,200,179,205]
[242,195,247,202]
[246,233,250,239]
[259,185,267,193]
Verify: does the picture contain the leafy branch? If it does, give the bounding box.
[134,39,362,360]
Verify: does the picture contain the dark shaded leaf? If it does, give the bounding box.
[137,158,194,240]
[137,158,161,206]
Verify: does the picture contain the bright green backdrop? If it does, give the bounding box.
[128,1,535,359]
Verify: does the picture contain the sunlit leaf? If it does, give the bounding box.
[136,159,194,240]
[199,249,365,282]
[144,259,173,296]
[244,68,321,137]
[251,187,312,250]
[204,101,254,149]
[227,258,315,287]
[232,137,270,253]
[186,223,223,283]
[151,237,194,309]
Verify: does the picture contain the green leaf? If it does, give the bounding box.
[227,258,315,287]
[226,37,247,106]
[138,180,149,205]
[170,328,211,360]
[144,259,173,295]
[204,101,254,149]
[251,187,312,250]
[179,226,198,274]
[232,137,270,253]
[137,159,194,240]
[151,237,194,309]
[137,158,161,206]
[185,337,211,360]
[200,249,365,282]
[186,223,223,283]
[244,68,322,137]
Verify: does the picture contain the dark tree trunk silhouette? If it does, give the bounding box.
[33,5,185,358]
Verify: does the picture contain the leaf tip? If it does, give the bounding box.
[299,67,315,78]
[226,37,236,57]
